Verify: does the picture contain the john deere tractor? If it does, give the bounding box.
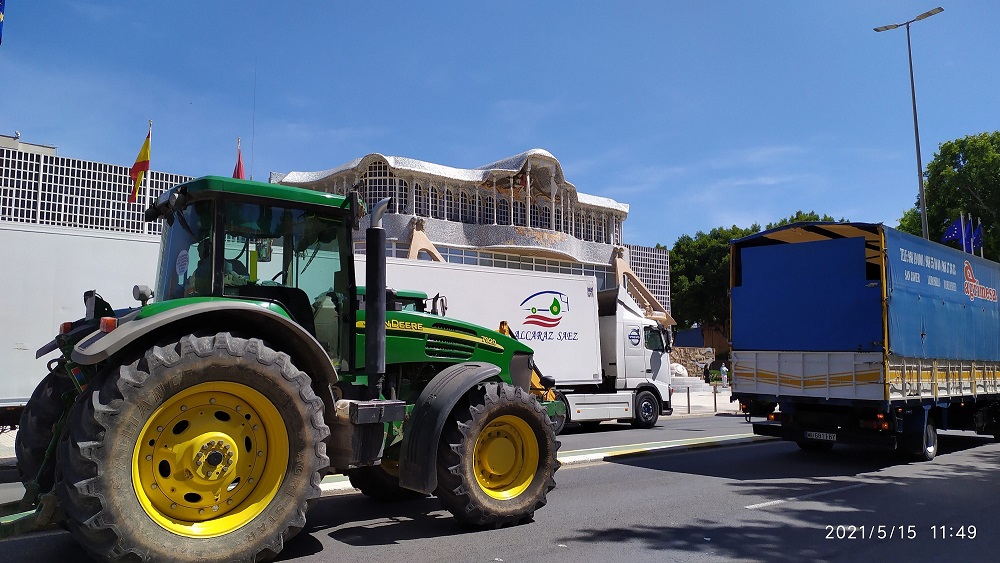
[2,176,560,561]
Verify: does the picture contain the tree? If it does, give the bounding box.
[765,210,844,230]
[897,132,1000,258]
[669,224,759,332]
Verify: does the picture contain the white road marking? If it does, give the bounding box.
[745,483,868,510]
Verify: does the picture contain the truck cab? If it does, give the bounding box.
[599,284,671,389]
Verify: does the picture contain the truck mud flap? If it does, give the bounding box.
[398,362,501,494]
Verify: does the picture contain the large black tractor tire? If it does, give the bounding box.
[348,462,427,501]
[436,382,559,528]
[630,390,659,429]
[55,333,330,562]
[15,369,75,492]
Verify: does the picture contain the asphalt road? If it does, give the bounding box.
[2,417,998,562]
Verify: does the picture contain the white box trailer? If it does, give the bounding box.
[356,256,673,430]
[0,224,160,424]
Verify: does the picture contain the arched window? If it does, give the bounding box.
[414,184,428,217]
[513,201,526,227]
[531,203,541,228]
[484,195,495,224]
[540,206,551,230]
[585,215,594,242]
[498,199,511,226]
[445,189,458,221]
[460,192,472,223]
[574,212,583,239]
[394,179,408,215]
[554,207,563,232]
[430,187,443,219]
[365,161,394,213]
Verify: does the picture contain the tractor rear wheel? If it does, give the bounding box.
[436,382,559,527]
[348,461,426,501]
[55,333,329,562]
[15,369,74,492]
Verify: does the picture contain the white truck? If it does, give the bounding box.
[356,256,674,432]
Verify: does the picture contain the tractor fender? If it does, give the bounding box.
[71,300,338,385]
[398,362,501,494]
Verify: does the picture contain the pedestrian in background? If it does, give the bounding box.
[721,363,729,388]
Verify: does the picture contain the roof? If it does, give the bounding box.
[732,221,884,265]
[274,149,629,214]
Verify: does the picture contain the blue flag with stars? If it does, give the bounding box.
[940,217,962,242]
[0,0,5,46]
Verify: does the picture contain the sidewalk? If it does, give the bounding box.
[671,384,740,417]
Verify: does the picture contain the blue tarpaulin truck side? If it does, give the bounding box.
[730,222,1000,460]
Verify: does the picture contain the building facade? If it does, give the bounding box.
[272,149,672,323]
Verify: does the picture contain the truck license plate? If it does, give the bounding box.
[805,431,836,442]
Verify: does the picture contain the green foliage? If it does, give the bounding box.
[669,224,759,331]
[765,210,845,230]
[898,132,1000,258]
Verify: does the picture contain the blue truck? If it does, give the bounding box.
[730,222,1000,460]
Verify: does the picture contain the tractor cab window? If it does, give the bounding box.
[222,201,352,368]
[155,200,215,300]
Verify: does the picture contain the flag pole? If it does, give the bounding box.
[978,216,984,258]
[960,213,966,253]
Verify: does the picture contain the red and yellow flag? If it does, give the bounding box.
[129,121,151,203]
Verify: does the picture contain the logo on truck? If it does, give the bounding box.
[520,290,569,328]
[964,261,998,303]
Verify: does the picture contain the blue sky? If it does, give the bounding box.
[1,1,998,248]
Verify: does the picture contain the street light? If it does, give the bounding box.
[875,6,943,240]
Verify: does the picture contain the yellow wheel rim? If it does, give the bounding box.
[472,415,539,500]
[132,381,288,538]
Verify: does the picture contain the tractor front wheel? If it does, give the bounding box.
[436,382,559,527]
[56,333,329,562]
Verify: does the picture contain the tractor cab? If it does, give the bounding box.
[147,176,359,366]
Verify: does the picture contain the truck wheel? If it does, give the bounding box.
[55,333,330,562]
[630,390,659,429]
[913,418,938,461]
[15,369,74,492]
[436,382,559,527]
[549,389,569,436]
[348,461,426,501]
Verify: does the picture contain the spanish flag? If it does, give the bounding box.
[129,121,151,203]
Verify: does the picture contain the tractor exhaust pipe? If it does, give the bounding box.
[365,198,391,397]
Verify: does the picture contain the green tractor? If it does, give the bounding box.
[2,176,561,561]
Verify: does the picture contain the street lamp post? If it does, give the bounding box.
[875,6,943,241]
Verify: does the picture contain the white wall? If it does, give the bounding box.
[0,224,159,405]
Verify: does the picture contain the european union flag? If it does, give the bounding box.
[972,224,984,251]
[0,0,6,46]
[941,217,963,242]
